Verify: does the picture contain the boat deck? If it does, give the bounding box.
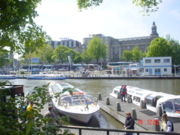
[98,95,180,133]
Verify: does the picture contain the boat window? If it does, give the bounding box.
[163,101,174,112]
[61,96,72,104]
[114,90,119,95]
[174,99,180,113]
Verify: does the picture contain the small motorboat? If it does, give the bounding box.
[110,85,180,118]
[48,82,100,123]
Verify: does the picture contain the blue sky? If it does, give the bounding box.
[35,0,180,43]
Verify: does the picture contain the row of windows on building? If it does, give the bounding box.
[145,58,170,64]
[145,68,168,72]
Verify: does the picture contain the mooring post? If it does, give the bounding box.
[106,97,110,105]
[98,94,102,101]
[154,117,160,131]
[117,102,121,111]
[131,108,137,120]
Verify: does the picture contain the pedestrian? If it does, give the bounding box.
[45,106,58,125]
[120,85,127,102]
[160,112,174,132]
[124,112,135,135]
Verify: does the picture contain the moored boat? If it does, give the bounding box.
[26,73,66,80]
[0,75,17,79]
[48,82,100,123]
[110,85,180,119]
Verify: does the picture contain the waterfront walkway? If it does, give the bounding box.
[98,95,180,133]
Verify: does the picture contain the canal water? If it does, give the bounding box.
[7,79,180,129]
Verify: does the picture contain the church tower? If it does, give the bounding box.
[151,22,159,37]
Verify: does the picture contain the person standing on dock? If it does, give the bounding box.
[120,85,127,102]
[124,112,135,135]
[160,112,174,132]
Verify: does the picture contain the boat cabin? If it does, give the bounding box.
[127,86,152,106]
[157,96,180,118]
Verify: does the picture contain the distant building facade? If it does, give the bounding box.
[48,38,82,52]
[142,57,172,76]
[83,22,159,62]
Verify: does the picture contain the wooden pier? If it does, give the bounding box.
[98,95,180,133]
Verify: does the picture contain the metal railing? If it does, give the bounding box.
[60,125,180,135]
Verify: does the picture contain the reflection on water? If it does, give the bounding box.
[6,79,180,129]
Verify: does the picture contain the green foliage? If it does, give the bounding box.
[86,36,107,63]
[132,0,162,13]
[0,51,10,68]
[77,0,162,13]
[121,50,133,61]
[21,25,49,64]
[146,37,172,57]
[0,0,42,52]
[81,50,93,64]
[0,82,73,135]
[52,46,72,64]
[37,44,55,64]
[167,38,180,65]
[131,47,144,62]
[122,47,143,62]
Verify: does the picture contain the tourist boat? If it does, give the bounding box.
[26,73,66,80]
[48,82,100,123]
[110,85,180,118]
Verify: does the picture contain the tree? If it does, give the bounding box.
[37,44,55,64]
[132,47,144,62]
[0,82,72,135]
[0,51,10,68]
[86,36,107,64]
[168,39,180,65]
[121,50,133,61]
[21,25,49,64]
[146,37,172,57]
[81,50,93,64]
[77,0,162,12]
[52,45,70,63]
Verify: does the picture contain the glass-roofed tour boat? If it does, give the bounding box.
[48,82,100,123]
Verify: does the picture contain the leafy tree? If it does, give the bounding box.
[86,36,107,63]
[121,50,133,61]
[132,47,144,62]
[52,45,70,63]
[0,51,10,68]
[0,0,42,52]
[77,0,162,12]
[72,52,83,63]
[21,25,49,64]
[37,44,54,64]
[168,39,180,65]
[146,37,172,57]
[0,82,73,135]
[81,50,93,64]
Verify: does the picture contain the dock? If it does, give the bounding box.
[98,95,180,133]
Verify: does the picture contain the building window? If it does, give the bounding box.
[155,68,160,73]
[154,59,160,63]
[145,59,151,63]
[164,68,167,72]
[164,59,170,63]
[145,69,148,72]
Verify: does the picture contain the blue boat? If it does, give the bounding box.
[26,74,66,80]
[0,75,17,79]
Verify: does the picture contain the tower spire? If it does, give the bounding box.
[151,22,159,37]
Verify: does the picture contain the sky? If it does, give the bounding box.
[34,0,180,43]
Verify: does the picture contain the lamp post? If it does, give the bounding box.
[174,65,176,77]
